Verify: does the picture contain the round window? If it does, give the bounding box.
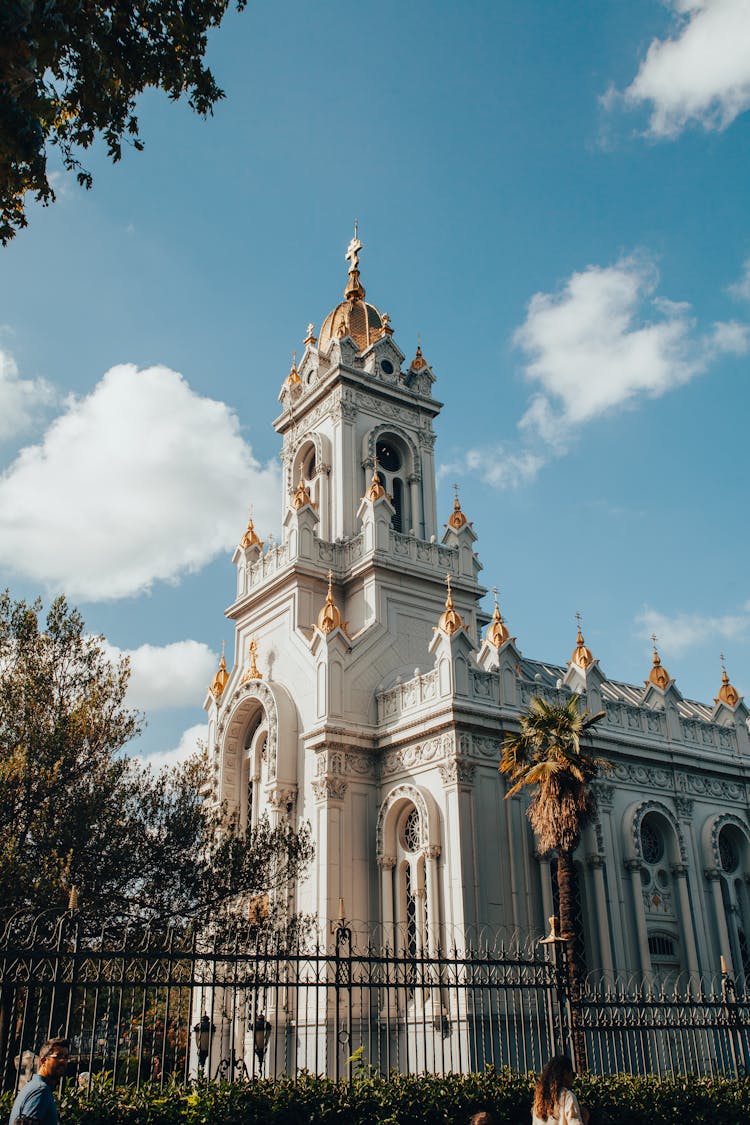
[376,442,401,472]
[719,830,739,874]
[402,807,420,852]
[380,359,394,375]
[640,820,664,865]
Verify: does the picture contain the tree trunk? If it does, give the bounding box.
[556,849,587,1069]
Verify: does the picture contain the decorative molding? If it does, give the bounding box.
[592,781,615,809]
[674,797,694,821]
[439,760,476,786]
[425,845,441,860]
[630,799,688,865]
[624,859,642,873]
[312,778,348,802]
[670,863,689,878]
[379,732,454,779]
[586,854,605,868]
[377,855,396,870]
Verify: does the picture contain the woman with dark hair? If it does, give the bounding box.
[531,1055,589,1125]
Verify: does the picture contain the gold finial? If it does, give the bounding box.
[571,612,594,670]
[717,653,740,707]
[411,342,427,370]
[380,311,394,337]
[304,323,317,346]
[447,483,468,529]
[291,475,313,510]
[239,509,263,551]
[241,637,262,683]
[68,885,79,912]
[487,586,510,648]
[647,634,670,689]
[365,460,386,501]
[316,570,349,636]
[287,351,300,385]
[209,640,230,698]
[437,572,465,637]
[344,223,365,301]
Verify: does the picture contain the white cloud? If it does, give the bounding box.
[0,348,56,442]
[636,605,750,656]
[102,639,218,711]
[0,363,280,600]
[728,257,750,301]
[440,446,546,490]
[622,0,750,137]
[133,723,207,772]
[514,256,747,449]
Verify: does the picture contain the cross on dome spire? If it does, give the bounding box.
[344,221,365,301]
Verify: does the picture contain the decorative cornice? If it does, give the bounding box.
[312,778,348,802]
[439,760,476,786]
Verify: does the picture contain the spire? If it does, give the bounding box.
[410,342,427,370]
[240,637,262,683]
[570,612,594,670]
[287,351,300,385]
[437,573,465,636]
[647,634,670,689]
[344,221,365,301]
[365,461,386,502]
[304,322,317,347]
[717,653,740,707]
[447,483,468,529]
[486,587,509,648]
[209,640,229,699]
[239,510,263,551]
[316,570,349,635]
[291,475,313,510]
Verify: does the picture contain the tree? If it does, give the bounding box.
[0,591,313,925]
[499,694,608,987]
[0,0,247,244]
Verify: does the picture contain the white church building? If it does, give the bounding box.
[204,234,750,990]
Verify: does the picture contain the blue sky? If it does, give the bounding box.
[2,0,750,763]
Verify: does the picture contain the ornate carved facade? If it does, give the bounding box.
[205,236,750,983]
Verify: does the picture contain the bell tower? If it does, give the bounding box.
[275,231,441,543]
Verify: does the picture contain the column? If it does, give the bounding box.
[425,845,442,954]
[670,863,700,978]
[706,868,734,974]
[587,855,614,977]
[624,860,652,977]
[378,856,396,950]
[536,853,554,932]
[739,877,750,957]
[408,474,421,537]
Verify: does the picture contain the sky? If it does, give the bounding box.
[2,0,750,765]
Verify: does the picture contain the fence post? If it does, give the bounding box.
[721,956,748,1077]
[333,907,352,1083]
[539,916,576,1067]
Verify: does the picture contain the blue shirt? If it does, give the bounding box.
[9,1074,58,1125]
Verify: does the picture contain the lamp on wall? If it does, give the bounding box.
[253,1012,271,1073]
[192,1013,214,1072]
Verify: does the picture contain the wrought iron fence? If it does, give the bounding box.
[0,912,748,1092]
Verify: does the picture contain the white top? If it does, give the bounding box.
[531,1087,584,1125]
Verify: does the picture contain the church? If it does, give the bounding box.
[204,234,750,988]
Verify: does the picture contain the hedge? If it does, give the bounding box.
[3,1070,749,1125]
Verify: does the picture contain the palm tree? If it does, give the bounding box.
[499,694,608,986]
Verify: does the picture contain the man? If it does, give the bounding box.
[9,1038,69,1125]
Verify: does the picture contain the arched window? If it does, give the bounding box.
[638,812,685,980]
[241,719,267,832]
[715,824,749,978]
[369,435,412,535]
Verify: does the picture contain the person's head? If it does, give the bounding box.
[533,1055,575,1119]
[37,1039,70,1081]
[469,1112,497,1125]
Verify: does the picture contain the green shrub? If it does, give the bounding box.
[2,1070,748,1125]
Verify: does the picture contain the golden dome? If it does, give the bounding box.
[316,570,349,636]
[287,354,300,385]
[240,638,262,683]
[717,659,740,707]
[486,591,509,648]
[447,494,468,530]
[239,515,263,551]
[291,479,313,510]
[438,574,465,637]
[209,644,229,699]
[365,466,386,502]
[410,344,427,370]
[647,641,670,690]
[571,619,594,670]
[318,232,384,353]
